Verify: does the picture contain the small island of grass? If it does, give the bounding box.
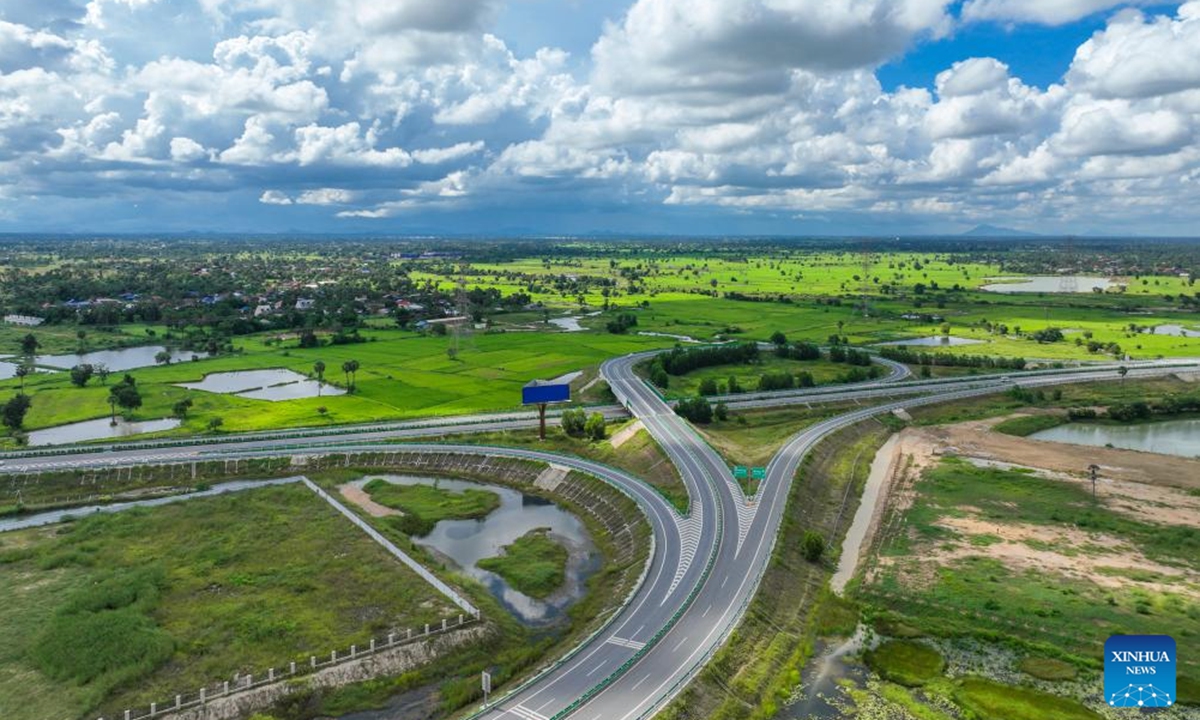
[478,528,569,600]
[363,478,500,536]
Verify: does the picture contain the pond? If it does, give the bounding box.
[34,346,207,372]
[177,368,344,401]
[1143,324,1200,338]
[1031,418,1200,459]
[0,361,56,380]
[352,475,600,626]
[980,276,1120,294]
[26,417,182,447]
[873,336,984,347]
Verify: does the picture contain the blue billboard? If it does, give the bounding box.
[523,380,571,405]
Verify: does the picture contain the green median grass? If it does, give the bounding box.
[478,528,568,599]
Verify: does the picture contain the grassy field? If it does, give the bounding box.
[861,456,1200,694]
[0,329,671,446]
[363,479,500,536]
[0,483,457,720]
[478,528,568,600]
[693,404,855,490]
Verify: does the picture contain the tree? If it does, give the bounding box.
[1118,365,1129,395]
[675,396,713,424]
[154,350,172,365]
[447,346,459,361]
[207,417,224,432]
[584,412,607,441]
[20,333,39,356]
[317,406,328,417]
[727,375,742,394]
[109,377,142,419]
[313,360,326,383]
[94,363,110,385]
[69,363,94,388]
[341,360,360,390]
[299,329,320,348]
[13,363,31,392]
[107,395,118,425]
[172,398,193,418]
[2,394,32,431]
[769,331,787,346]
[698,377,719,396]
[714,402,729,421]
[561,407,587,437]
[801,530,825,563]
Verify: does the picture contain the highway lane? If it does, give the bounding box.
[2,357,1197,720]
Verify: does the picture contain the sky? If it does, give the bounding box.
[1,1,1199,236]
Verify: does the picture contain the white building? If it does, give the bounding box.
[3,314,44,326]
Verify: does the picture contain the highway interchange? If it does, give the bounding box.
[2,356,1198,720]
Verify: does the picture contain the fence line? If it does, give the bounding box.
[98,614,479,720]
[301,478,479,616]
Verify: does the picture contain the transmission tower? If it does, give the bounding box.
[1059,236,1078,294]
[859,239,873,318]
[452,263,475,355]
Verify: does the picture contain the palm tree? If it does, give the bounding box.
[313,360,326,396]
[1118,365,1128,397]
[341,360,352,389]
[107,395,118,426]
[347,359,360,390]
[14,363,31,393]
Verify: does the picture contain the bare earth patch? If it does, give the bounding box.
[932,516,1200,599]
[902,414,1200,529]
[863,414,1200,597]
[338,483,401,518]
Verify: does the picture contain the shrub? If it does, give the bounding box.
[801,530,825,562]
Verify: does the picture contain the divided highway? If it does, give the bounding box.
[1,357,1197,720]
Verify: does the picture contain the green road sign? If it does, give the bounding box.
[733,466,748,480]
[751,467,767,481]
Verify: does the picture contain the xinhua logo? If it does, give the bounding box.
[1104,635,1176,708]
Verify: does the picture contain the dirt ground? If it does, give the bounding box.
[861,413,1200,597]
[338,483,401,518]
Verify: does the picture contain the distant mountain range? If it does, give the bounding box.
[961,224,1040,238]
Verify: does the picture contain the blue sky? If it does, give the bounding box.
[1,0,1198,236]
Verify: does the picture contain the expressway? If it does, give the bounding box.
[2,358,1197,720]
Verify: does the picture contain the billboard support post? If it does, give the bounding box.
[523,379,571,441]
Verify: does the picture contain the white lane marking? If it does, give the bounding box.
[586,660,607,677]
[720,575,729,588]
[508,704,549,720]
[671,636,689,653]
[606,636,647,651]
[701,603,712,618]
[631,674,651,691]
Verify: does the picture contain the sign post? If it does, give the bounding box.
[733,466,748,481]
[522,379,571,440]
[481,670,491,707]
[751,467,767,483]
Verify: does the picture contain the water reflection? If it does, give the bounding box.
[1031,418,1200,458]
[353,475,600,626]
[27,417,182,447]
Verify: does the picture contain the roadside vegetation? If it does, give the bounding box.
[434,417,689,511]
[478,528,569,599]
[662,420,893,720]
